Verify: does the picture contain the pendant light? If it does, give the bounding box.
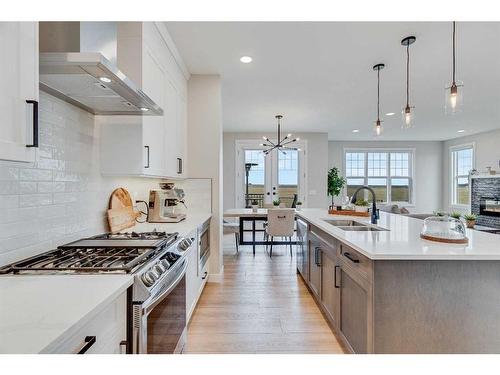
[445,21,464,114]
[373,63,385,136]
[401,36,416,128]
[260,115,300,155]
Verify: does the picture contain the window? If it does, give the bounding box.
[451,145,474,206]
[244,150,265,185]
[345,149,414,204]
[278,150,298,185]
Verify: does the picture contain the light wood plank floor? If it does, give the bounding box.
[184,234,346,354]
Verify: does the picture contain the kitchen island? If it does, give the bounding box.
[295,209,500,354]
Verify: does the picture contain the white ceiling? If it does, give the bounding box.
[166,22,500,141]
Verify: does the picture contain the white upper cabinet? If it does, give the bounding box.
[0,22,39,163]
[99,22,188,178]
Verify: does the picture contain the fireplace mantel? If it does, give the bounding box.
[471,174,500,179]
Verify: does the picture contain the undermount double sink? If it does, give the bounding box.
[322,219,389,232]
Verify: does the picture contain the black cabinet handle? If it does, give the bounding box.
[334,265,340,288]
[77,336,96,354]
[343,252,360,263]
[266,192,270,195]
[144,146,150,168]
[177,158,183,174]
[314,246,321,266]
[202,271,208,280]
[26,100,38,148]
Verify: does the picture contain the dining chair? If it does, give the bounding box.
[223,219,240,253]
[265,208,295,258]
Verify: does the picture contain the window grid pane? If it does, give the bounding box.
[367,152,387,177]
[452,146,473,205]
[346,152,365,177]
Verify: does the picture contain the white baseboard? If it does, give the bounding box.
[207,265,224,283]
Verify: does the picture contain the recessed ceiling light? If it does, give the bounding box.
[99,77,112,83]
[240,56,252,63]
[457,129,465,133]
[352,129,360,133]
[386,112,395,116]
[140,107,149,112]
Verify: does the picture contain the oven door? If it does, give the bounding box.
[133,259,188,354]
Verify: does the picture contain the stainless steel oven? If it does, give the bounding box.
[198,221,210,270]
[132,258,188,354]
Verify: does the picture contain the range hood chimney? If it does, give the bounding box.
[39,22,163,116]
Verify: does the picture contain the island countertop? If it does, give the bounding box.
[296,208,500,260]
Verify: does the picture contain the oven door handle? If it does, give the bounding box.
[143,259,188,315]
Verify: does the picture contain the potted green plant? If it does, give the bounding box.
[354,199,370,213]
[433,210,448,217]
[450,211,462,220]
[251,199,259,213]
[296,201,303,211]
[272,199,281,207]
[463,213,477,229]
[327,167,346,209]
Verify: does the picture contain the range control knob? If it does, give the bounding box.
[141,271,157,287]
[178,238,193,252]
[153,264,165,276]
[160,259,171,270]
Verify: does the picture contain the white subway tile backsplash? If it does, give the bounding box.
[0,92,164,267]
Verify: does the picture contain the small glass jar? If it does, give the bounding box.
[420,216,468,243]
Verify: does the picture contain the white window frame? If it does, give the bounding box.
[343,148,416,205]
[450,143,475,208]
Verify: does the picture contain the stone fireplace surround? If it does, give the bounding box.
[471,175,500,228]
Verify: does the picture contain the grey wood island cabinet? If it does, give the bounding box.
[295,209,500,354]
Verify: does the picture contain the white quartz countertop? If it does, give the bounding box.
[0,274,133,354]
[132,213,212,236]
[297,208,500,260]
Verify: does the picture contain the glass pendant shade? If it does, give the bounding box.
[401,105,414,128]
[445,81,464,114]
[374,119,382,136]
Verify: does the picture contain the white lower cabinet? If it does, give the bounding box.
[185,229,209,323]
[45,291,127,354]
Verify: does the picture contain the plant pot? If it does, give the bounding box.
[355,206,369,213]
[273,205,280,209]
[251,205,258,213]
[466,219,476,229]
[296,205,302,211]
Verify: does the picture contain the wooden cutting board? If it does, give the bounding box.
[328,209,370,217]
[107,188,140,232]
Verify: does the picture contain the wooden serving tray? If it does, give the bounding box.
[328,209,370,217]
[420,233,469,244]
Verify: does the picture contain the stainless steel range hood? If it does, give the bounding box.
[39,22,163,116]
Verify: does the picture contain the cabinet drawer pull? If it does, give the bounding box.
[26,100,38,148]
[314,246,322,266]
[76,336,96,354]
[144,146,150,168]
[177,158,183,174]
[334,265,340,288]
[202,271,208,280]
[343,252,360,263]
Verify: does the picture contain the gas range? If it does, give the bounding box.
[0,229,196,354]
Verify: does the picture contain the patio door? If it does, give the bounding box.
[235,140,306,208]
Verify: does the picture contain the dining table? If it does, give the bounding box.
[223,208,297,255]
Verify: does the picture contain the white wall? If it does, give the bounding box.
[187,75,223,279]
[223,132,329,210]
[0,93,165,267]
[328,140,443,213]
[442,128,500,212]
